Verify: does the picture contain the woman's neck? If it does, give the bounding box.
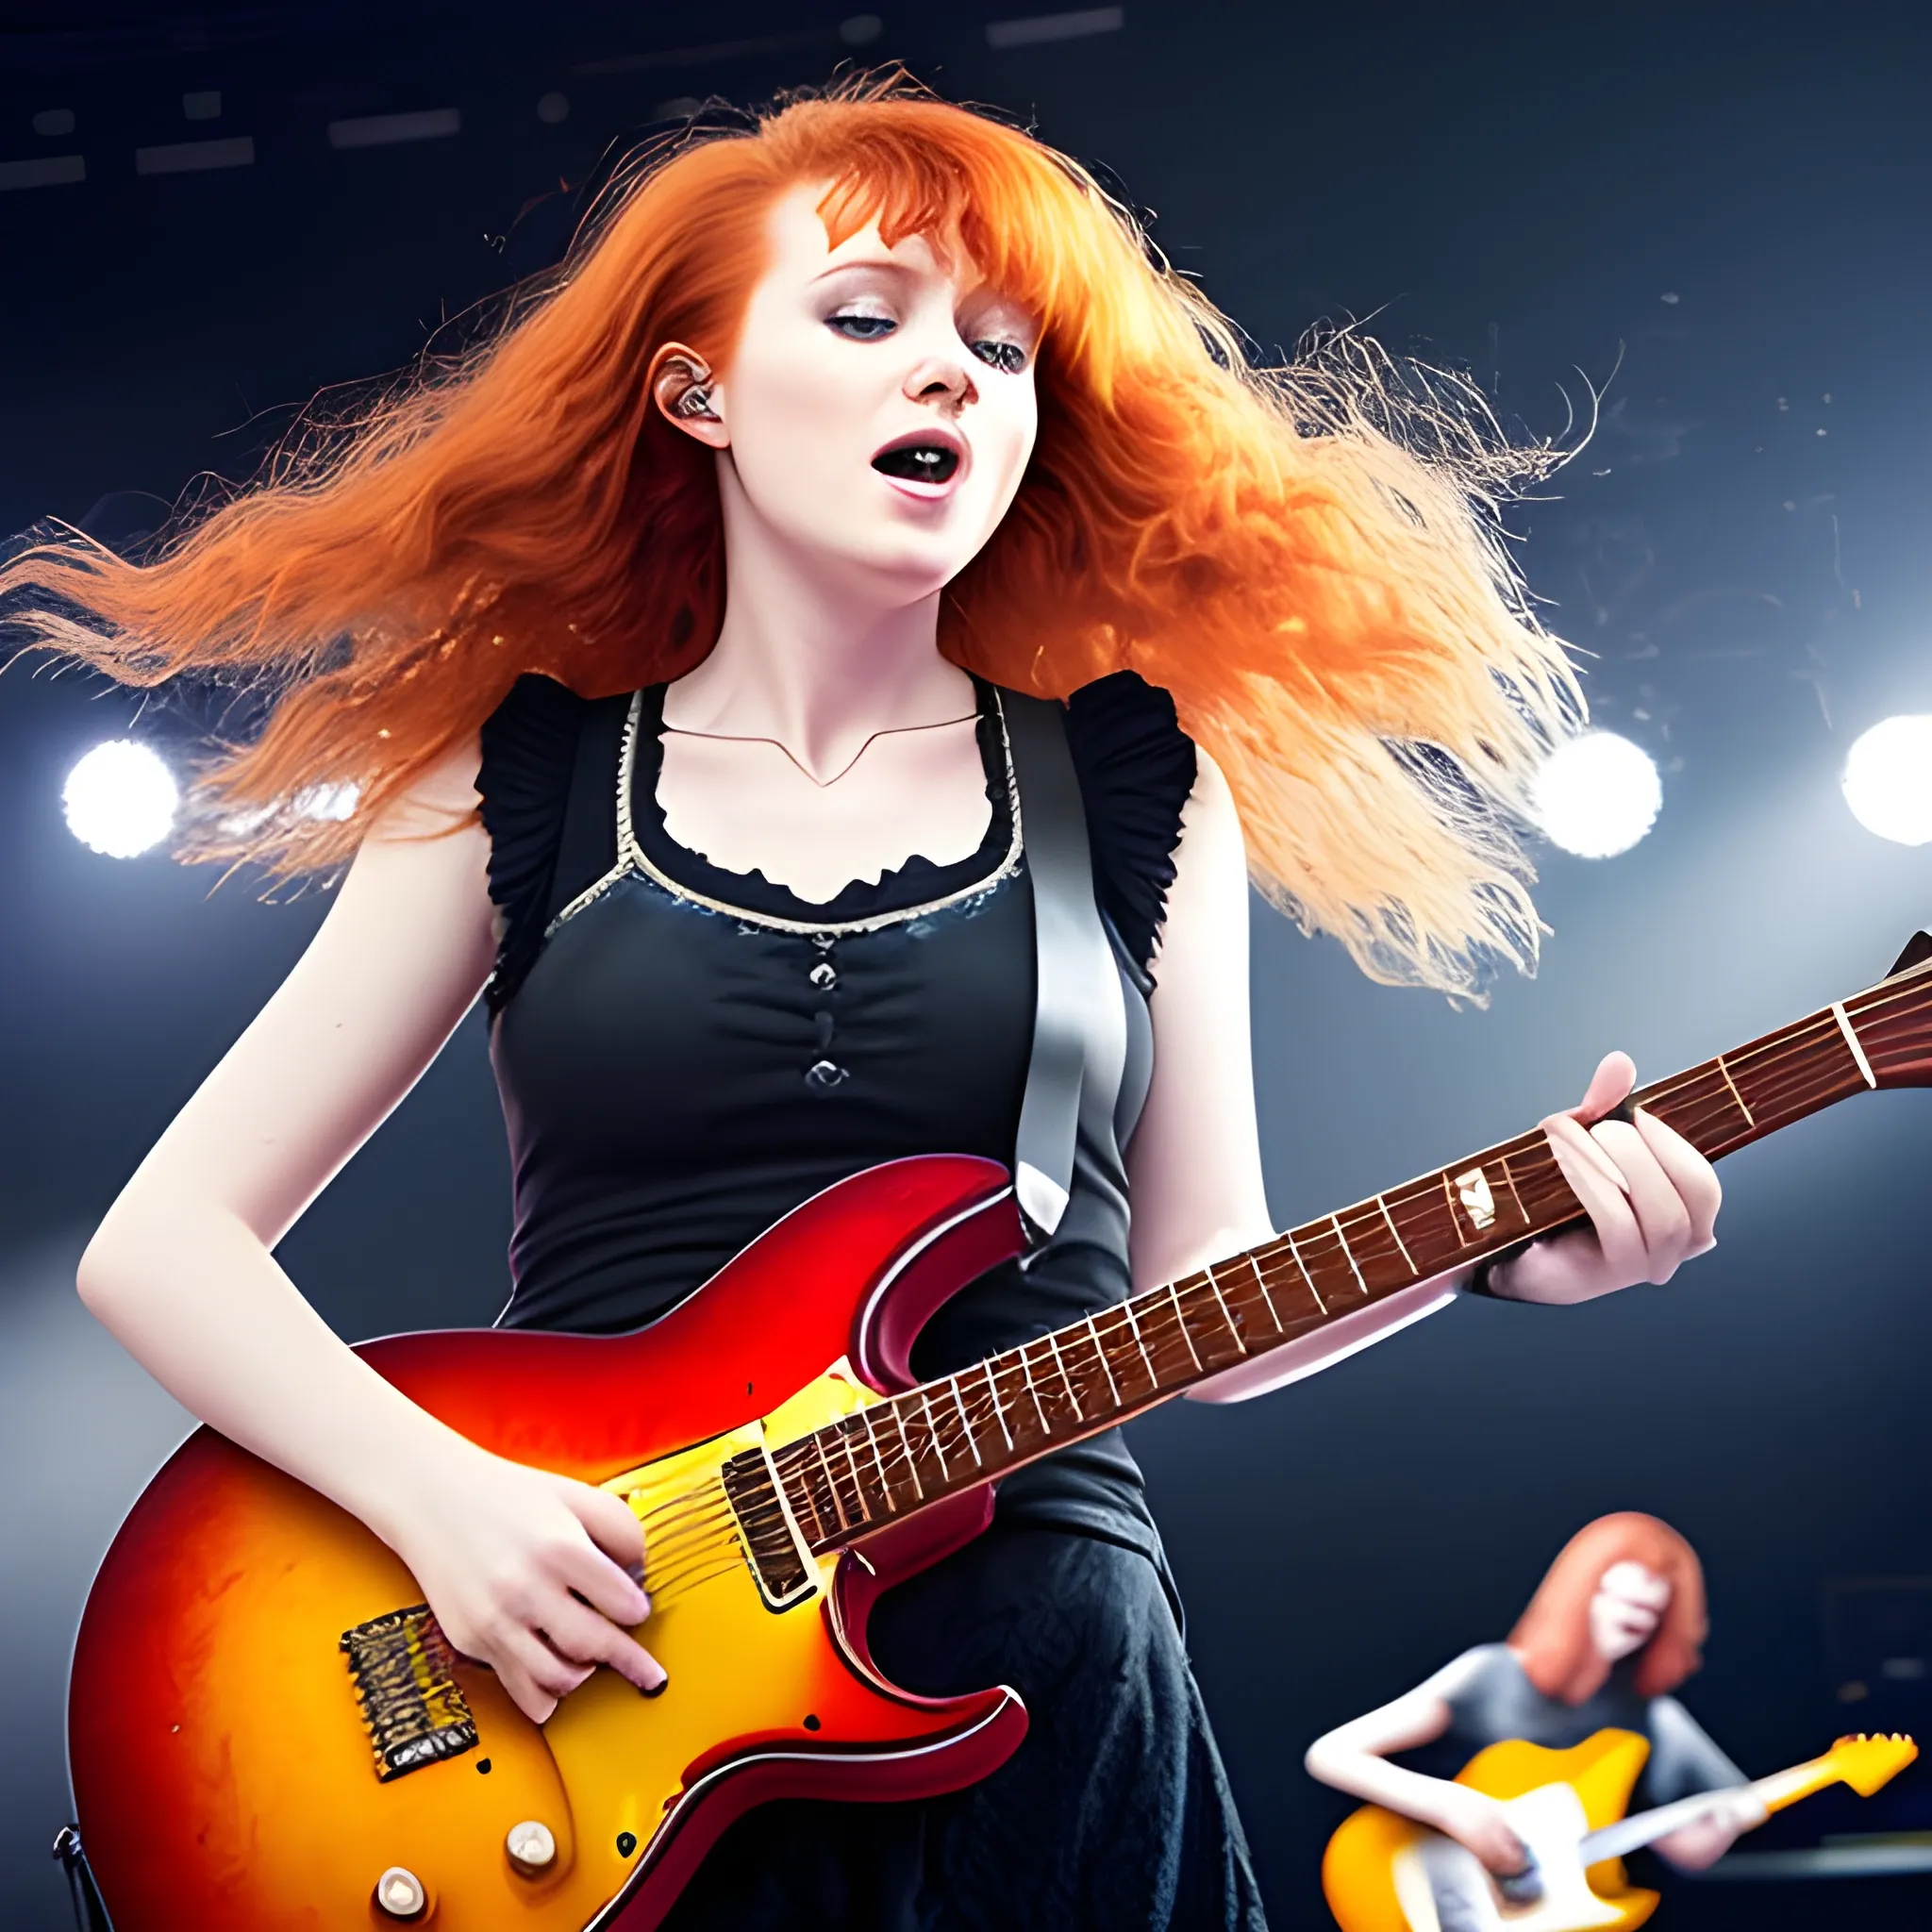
[665,492,975,784]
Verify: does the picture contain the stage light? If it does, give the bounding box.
[1530,730,1662,858]
[1842,715,1932,845]
[63,741,179,858]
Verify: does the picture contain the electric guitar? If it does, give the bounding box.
[1320,1727,1918,1932]
[66,936,1932,1929]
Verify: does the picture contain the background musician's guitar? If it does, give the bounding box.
[1320,1728,1917,1932]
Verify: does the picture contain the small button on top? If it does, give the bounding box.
[809,961,836,989]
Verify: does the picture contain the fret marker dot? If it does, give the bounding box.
[1843,716,1932,845]
[1531,731,1661,858]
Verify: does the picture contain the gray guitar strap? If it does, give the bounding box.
[1000,691,1129,1245]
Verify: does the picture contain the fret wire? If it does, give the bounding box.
[1244,1251,1286,1332]
[997,1354,1039,1438]
[1830,1001,1878,1089]
[1375,1182,1422,1274]
[1713,1053,1757,1127]
[1042,1329,1087,1419]
[1202,1261,1250,1355]
[886,1401,925,1501]
[1016,1343,1052,1432]
[918,1387,952,1478]
[773,1448,826,1544]
[836,1424,874,1524]
[1329,1215,1369,1295]
[812,1435,852,1532]
[1493,1155,1531,1226]
[1167,1281,1205,1372]
[1717,1015,1838,1088]
[1061,1324,1117,1419]
[854,1410,895,1513]
[1118,1298,1160,1389]
[1706,1050,1854,1128]
[980,1359,1016,1451]
[946,1375,983,1468]
[1085,1311,1126,1402]
[1281,1229,1325,1311]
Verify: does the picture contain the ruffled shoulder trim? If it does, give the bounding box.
[477,673,586,1013]
[1062,671,1197,982]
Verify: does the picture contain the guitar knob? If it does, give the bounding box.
[374,1866,427,1918]
[507,1819,558,1874]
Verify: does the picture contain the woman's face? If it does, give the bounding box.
[683,183,1041,605]
[1588,1559,1672,1663]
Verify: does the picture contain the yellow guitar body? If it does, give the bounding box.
[1322,1730,1657,1932]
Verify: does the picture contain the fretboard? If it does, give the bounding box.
[770,957,1932,1555]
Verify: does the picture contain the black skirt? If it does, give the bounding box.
[661,1525,1269,1932]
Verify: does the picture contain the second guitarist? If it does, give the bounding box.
[1306,1513,1765,1896]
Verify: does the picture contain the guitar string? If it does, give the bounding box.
[532,982,1932,1589]
[771,977,1932,1534]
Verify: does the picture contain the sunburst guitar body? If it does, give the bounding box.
[1321,1729,1917,1932]
[68,1156,1030,1932]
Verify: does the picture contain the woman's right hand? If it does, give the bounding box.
[1429,1784,1530,1876]
[384,1442,668,1723]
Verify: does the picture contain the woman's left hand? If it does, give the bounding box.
[1489,1051,1721,1306]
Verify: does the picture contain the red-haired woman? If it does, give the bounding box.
[9,79,1723,1930]
[1306,1513,1762,1883]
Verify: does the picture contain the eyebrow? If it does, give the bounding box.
[808,255,922,288]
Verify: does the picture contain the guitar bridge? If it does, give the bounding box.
[341,1605,478,1781]
[721,1447,816,1612]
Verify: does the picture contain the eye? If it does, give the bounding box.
[970,338,1030,375]
[826,309,897,341]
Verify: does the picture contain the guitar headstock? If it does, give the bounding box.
[1854,934,1932,1090]
[1825,1731,1919,1796]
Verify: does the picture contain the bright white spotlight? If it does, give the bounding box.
[1530,730,1662,858]
[1842,715,1932,845]
[63,741,180,858]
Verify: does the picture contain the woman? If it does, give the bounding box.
[8,78,1722,1930]
[1305,1513,1763,1885]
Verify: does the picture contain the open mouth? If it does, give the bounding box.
[871,436,964,486]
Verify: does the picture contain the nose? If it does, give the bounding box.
[902,353,978,414]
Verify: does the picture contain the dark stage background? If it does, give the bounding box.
[4,4,1931,1926]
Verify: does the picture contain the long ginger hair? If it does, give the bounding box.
[1,74,1581,994]
[1509,1512,1709,1705]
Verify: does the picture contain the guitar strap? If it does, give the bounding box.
[1000,690,1131,1248]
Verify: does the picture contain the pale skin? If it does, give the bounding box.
[75,185,1723,1726]
[1305,1561,1768,1874]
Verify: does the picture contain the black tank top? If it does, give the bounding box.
[476,669,1196,1560]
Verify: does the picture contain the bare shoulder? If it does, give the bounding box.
[361,734,485,846]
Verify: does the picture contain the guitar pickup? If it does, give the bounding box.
[341,1604,478,1781]
[721,1447,816,1612]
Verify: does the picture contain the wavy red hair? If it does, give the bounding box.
[1509,1512,1709,1705]
[2,73,1580,993]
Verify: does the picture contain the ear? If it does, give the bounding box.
[648,341,728,448]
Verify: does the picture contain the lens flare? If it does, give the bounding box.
[1842,716,1932,846]
[62,741,179,858]
[1530,731,1662,859]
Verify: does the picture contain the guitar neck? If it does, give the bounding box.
[1582,1755,1840,1865]
[772,959,1932,1557]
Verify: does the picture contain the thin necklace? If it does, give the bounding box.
[658,710,980,790]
